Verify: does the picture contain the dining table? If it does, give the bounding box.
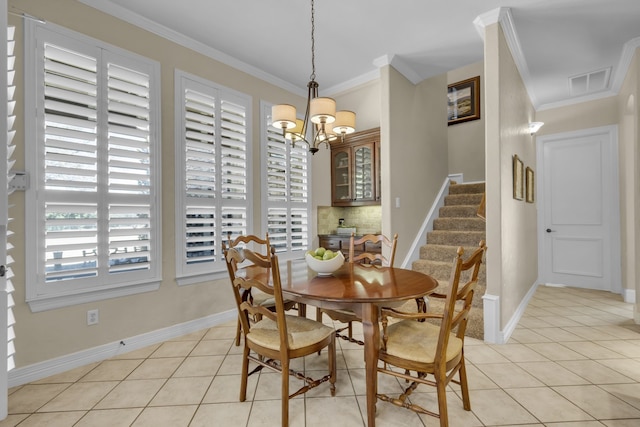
[252,258,440,427]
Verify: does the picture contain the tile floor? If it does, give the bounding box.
[2,285,640,426]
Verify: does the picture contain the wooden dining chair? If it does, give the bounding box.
[316,232,398,345]
[224,233,296,346]
[223,244,336,427]
[376,240,487,427]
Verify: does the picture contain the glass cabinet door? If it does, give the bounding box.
[332,149,351,203]
[353,144,374,201]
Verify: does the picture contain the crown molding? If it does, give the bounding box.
[372,54,422,85]
[78,0,306,97]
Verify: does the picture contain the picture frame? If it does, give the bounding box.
[447,76,480,125]
[526,166,535,203]
[513,154,524,200]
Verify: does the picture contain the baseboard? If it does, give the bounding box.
[501,282,540,343]
[482,293,501,343]
[623,288,636,304]
[483,281,540,344]
[8,310,237,388]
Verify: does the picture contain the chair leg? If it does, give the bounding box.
[281,359,289,427]
[436,370,449,427]
[459,357,471,411]
[329,333,337,396]
[240,345,250,401]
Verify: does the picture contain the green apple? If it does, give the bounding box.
[314,255,323,260]
[323,250,334,260]
[315,247,326,257]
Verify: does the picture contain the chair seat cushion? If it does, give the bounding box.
[383,320,462,364]
[248,315,334,350]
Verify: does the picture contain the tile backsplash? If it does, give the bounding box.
[317,205,382,235]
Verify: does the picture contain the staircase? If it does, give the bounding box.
[412,182,486,340]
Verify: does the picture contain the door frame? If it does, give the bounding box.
[536,125,622,294]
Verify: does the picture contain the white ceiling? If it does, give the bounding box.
[80,0,640,110]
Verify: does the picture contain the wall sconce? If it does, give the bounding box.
[528,122,544,135]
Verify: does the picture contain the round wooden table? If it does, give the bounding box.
[278,260,439,427]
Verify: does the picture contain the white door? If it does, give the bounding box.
[537,126,621,293]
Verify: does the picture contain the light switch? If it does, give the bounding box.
[395,197,400,208]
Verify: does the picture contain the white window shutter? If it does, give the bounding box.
[25,22,161,308]
[175,71,250,280]
[263,103,310,256]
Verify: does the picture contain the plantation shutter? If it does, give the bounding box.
[5,25,16,371]
[264,104,310,256]
[106,61,153,274]
[42,42,100,283]
[176,72,250,279]
[25,23,161,307]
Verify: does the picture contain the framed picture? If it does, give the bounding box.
[447,76,480,125]
[526,167,535,203]
[513,155,524,200]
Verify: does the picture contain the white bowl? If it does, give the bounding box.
[305,251,345,276]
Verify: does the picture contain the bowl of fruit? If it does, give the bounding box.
[305,247,345,276]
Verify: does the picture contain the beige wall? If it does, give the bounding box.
[8,0,306,366]
[617,48,639,316]
[447,61,486,182]
[382,66,449,262]
[536,50,640,303]
[485,23,538,330]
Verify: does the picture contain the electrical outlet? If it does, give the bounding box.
[87,309,99,325]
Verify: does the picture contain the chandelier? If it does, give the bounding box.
[271,0,356,154]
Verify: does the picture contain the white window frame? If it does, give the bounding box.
[24,21,162,311]
[174,70,252,285]
[260,101,312,260]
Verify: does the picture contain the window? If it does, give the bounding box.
[175,71,251,283]
[261,102,311,258]
[24,22,161,311]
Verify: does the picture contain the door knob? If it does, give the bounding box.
[546,228,555,233]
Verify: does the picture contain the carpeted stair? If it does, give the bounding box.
[412,182,486,340]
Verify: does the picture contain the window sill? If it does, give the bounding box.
[27,281,161,312]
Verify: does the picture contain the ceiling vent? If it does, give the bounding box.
[569,68,611,96]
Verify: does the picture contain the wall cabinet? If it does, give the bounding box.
[330,127,380,206]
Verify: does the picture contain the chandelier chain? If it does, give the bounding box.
[310,0,316,81]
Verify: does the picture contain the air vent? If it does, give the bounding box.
[569,68,611,96]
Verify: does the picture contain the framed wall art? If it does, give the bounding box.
[526,166,535,203]
[513,154,524,200]
[447,76,480,125]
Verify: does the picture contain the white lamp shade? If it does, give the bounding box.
[272,104,296,130]
[332,110,356,135]
[285,118,305,141]
[310,97,336,124]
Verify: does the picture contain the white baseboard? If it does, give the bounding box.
[8,310,237,388]
[483,281,540,344]
[623,288,636,304]
[482,293,501,344]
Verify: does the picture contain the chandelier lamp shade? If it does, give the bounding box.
[271,0,356,154]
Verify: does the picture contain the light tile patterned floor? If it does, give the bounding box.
[3,285,640,426]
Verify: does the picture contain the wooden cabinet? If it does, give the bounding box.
[330,127,380,206]
[318,235,377,259]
